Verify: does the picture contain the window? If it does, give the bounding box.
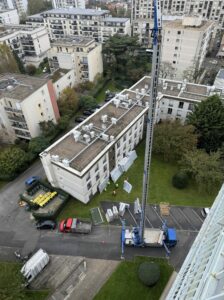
[173,61,176,64]
[178,101,184,109]
[175,46,178,50]
[103,165,107,172]
[86,172,90,182]
[41,112,44,116]
[176,39,180,42]
[129,139,132,144]
[87,182,92,190]
[38,103,41,108]
[168,108,173,114]
[117,141,120,148]
[96,174,100,181]
[177,30,181,35]
[188,103,194,111]
[95,164,99,172]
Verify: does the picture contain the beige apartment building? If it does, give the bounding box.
[161,17,215,80]
[0,25,51,67]
[0,74,60,143]
[48,37,103,83]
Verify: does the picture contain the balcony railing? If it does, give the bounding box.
[11,122,29,130]
[14,129,31,139]
[5,107,23,114]
[8,115,26,122]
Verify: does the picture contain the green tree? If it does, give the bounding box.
[58,87,79,116]
[26,64,36,75]
[0,147,28,179]
[57,115,70,131]
[0,45,19,73]
[12,50,26,74]
[153,121,198,162]
[28,136,50,155]
[103,35,151,84]
[79,95,97,110]
[187,95,224,152]
[28,0,52,14]
[39,120,58,139]
[180,150,223,194]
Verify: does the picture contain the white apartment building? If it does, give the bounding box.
[0,25,51,67]
[40,75,224,203]
[131,0,224,29]
[26,8,131,43]
[40,88,149,203]
[48,37,103,83]
[0,0,14,10]
[0,9,19,25]
[0,0,27,16]
[161,17,215,80]
[52,0,85,9]
[131,76,224,124]
[166,184,224,300]
[0,74,60,143]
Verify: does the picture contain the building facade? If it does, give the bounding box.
[131,0,224,29]
[161,17,215,80]
[0,0,27,15]
[0,25,51,67]
[40,75,224,203]
[166,184,224,300]
[0,74,60,143]
[0,9,19,25]
[52,0,85,9]
[48,37,103,83]
[26,8,131,43]
[52,69,76,98]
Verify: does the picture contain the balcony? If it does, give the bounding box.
[14,129,31,139]
[5,107,23,114]
[11,122,29,130]
[8,115,26,122]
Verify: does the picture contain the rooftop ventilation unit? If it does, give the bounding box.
[73,130,81,142]
[51,155,59,162]
[145,101,149,107]
[125,94,129,100]
[137,100,142,106]
[102,123,106,130]
[145,84,149,89]
[101,133,109,141]
[170,85,174,91]
[111,117,117,125]
[101,115,108,123]
[177,84,181,90]
[83,134,91,143]
[163,83,168,90]
[113,99,120,108]
[141,88,146,94]
[90,131,95,138]
[62,159,70,167]
[119,94,125,101]
[128,99,132,106]
[110,135,115,142]
[89,123,93,130]
[136,94,141,100]
[121,102,129,109]
[135,88,139,93]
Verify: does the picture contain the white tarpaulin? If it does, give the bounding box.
[123,180,132,193]
[119,150,137,172]
[111,166,123,182]
[98,177,109,193]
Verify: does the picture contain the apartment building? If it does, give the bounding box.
[52,0,85,9]
[0,74,60,143]
[161,17,215,80]
[48,37,103,83]
[0,25,51,67]
[131,0,224,29]
[130,75,224,124]
[40,74,224,203]
[26,8,131,43]
[0,0,14,10]
[40,88,148,203]
[0,9,19,25]
[166,184,224,300]
[0,0,27,16]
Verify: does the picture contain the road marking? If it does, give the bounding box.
[169,210,183,230]
[151,205,164,223]
[191,209,204,223]
[127,208,138,226]
[178,208,197,231]
[145,216,154,228]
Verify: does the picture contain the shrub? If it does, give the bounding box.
[172,171,189,189]
[26,64,37,75]
[138,262,160,286]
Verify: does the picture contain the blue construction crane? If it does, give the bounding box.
[121,0,177,257]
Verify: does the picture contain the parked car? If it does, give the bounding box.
[25,176,40,186]
[83,110,92,116]
[201,208,210,218]
[36,220,56,230]
[75,116,86,123]
[94,104,103,109]
[88,108,97,114]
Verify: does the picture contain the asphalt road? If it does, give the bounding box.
[0,159,197,271]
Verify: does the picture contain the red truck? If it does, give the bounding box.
[59,218,92,234]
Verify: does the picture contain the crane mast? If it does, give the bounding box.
[140,0,162,243]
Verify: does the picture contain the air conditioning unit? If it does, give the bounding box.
[83,134,90,143]
[101,115,108,123]
[128,99,132,106]
[90,131,95,138]
[141,88,146,94]
[135,88,139,93]
[89,123,93,129]
[62,159,70,167]
[110,135,115,142]
[113,99,120,107]
[145,84,149,89]
[111,117,117,125]
[136,94,140,100]
[73,130,81,142]
[101,133,109,141]
[51,155,59,162]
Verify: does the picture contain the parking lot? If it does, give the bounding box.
[101,201,205,231]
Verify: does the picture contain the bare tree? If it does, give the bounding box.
[159,61,175,79]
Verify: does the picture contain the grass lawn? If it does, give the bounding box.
[0,262,49,300]
[95,80,121,103]
[58,141,217,220]
[94,257,173,300]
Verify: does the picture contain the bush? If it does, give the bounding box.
[138,262,160,286]
[172,171,189,189]
[26,64,37,75]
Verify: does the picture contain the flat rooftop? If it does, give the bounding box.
[130,76,224,102]
[103,17,129,23]
[46,90,149,172]
[164,19,214,31]
[51,36,95,47]
[0,25,45,38]
[0,74,48,100]
[41,8,109,16]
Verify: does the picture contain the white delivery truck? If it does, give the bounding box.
[21,249,49,283]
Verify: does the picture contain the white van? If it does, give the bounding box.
[21,249,49,283]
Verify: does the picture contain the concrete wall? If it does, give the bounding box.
[87,44,103,82]
[53,70,76,99]
[0,9,19,25]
